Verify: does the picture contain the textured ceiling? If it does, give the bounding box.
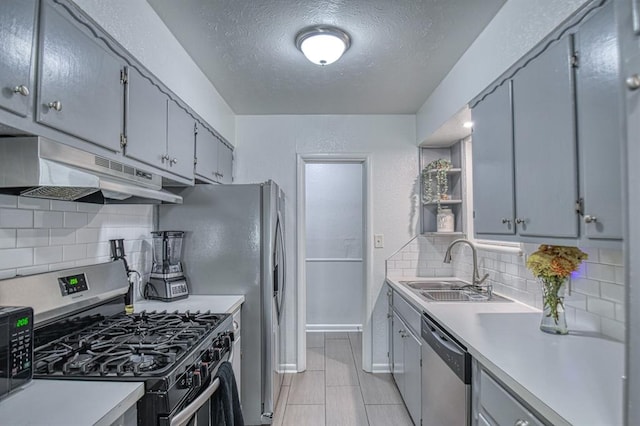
[147,0,507,115]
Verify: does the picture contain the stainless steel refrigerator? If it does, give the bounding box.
[158,181,286,425]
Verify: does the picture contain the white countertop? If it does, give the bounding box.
[0,380,144,426]
[387,276,624,426]
[134,295,244,314]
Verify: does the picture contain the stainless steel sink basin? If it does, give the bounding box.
[400,280,469,290]
[399,280,513,303]
[420,289,513,303]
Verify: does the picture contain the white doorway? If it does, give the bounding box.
[297,154,372,372]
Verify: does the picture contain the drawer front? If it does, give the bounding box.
[392,290,421,335]
[480,370,544,426]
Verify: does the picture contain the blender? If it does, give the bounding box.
[145,231,189,301]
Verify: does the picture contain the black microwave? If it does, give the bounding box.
[0,306,33,398]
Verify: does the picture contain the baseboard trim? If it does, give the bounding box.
[281,364,298,373]
[306,324,363,332]
[371,363,391,373]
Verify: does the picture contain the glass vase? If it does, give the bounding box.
[539,278,568,335]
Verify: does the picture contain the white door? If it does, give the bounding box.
[304,162,364,330]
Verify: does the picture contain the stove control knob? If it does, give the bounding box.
[212,348,222,361]
[202,349,214,363]
[192,370,202,387]
[223,336,232,348]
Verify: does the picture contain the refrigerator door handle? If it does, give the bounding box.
[274,213,285,324]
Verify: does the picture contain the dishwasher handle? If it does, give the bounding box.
[421,313,471,384]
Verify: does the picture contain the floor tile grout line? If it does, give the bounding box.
[349,332,371,426]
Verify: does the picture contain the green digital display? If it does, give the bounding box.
[69,277,79,285]
[16,317,29,328]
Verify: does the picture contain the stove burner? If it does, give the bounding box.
[34,311,227,378]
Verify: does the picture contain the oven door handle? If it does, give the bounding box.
[170,347,233,426]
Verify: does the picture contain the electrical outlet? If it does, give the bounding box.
[374,234,384,248]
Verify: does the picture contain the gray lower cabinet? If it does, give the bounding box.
[125,67,195,180]
[472,360,544,426]
[390,292,422,426]
[512,35,578,239]
[471,82,515,236]
[0,0,37,117]
[575,0,623,241]
[37,1,124,153]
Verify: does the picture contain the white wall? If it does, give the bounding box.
[416,0,589,143]
[234,115,418,369]
[72,0,236,144]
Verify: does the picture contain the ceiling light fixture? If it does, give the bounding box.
[295,25,351,66]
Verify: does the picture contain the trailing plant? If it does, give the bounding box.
[421,158,451,209]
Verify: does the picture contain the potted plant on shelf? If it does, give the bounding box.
[526,245,588,335]
[421,158,451,210]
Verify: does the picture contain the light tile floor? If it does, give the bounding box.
[273,332,413,426]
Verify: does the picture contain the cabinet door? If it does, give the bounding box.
[195,125,219,181]
[387,287,394,371]
[403,328,422,426]
[391,311,404,394]
[38,2,123,152]
[471,83,516,235]
[576,1,623,240]
[232,336,241,398]
[167,100,195,180]
[217,141,233,184]
[512,37,579,238]
[125,67,167,170]
[0,0,36,117]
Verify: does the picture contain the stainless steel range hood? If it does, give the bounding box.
[0,137,182,204]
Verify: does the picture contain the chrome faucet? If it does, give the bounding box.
[443,239,491,296]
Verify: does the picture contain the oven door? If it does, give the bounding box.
[163,348,234,426]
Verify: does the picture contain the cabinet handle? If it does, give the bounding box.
[233,320,239,331]
[48,100,62,111]
[170,158,178,165]
[627,74,640,90]
[161,154,170,163]
[515,218,526,224]
[387,313,392,319]
[13,85,29,97]
[514,420,529,426]
[501,218,511,224]
[584,215,598,223]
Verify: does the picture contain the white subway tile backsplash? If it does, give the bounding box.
[599,249,623,266]
[17,229,49,247]
[0,208,33,228]
[64,212,88,228]
[0,229,16,249]
[76,203,102,213]
[600,282,624,303]
[571,278,600,297]
[0,195,17,208]
[34,211,63,228]
[86,242,110,258]
[615,266,624,285]
[50,229,76,246]
[0,248,33,269]
[586,263,616,283]
[586,297,616,319]
[615,303,625,321]
[63,245,86,261]
[34,246,63,265]
[17,197,51,210]
[50,200,77,212]
[48,261,77,271]
[76,228,100,244]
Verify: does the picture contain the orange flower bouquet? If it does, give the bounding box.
[526,245,588,334]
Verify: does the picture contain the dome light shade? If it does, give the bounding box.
[295,26,351,66]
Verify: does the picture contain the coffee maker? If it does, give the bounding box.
[145,231,189,301]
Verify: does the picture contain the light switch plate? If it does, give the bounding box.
[374,234,384,248]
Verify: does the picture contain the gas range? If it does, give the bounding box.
[0,261,235,426]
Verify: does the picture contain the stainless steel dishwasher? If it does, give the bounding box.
[421,312,471,426]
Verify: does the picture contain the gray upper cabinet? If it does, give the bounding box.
[37,1,124,153]
[575,1,623,241]
[472,82,515,236]
[125,68,195,180]
[166,100,195,180]
[195,124,219,181]
[512,36,578,238]
[125,67,167,170]
[218,142,233,184]
[0,0,37,117]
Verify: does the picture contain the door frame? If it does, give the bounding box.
[296,153,373,372]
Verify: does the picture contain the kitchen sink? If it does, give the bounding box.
[399,280,513,303]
